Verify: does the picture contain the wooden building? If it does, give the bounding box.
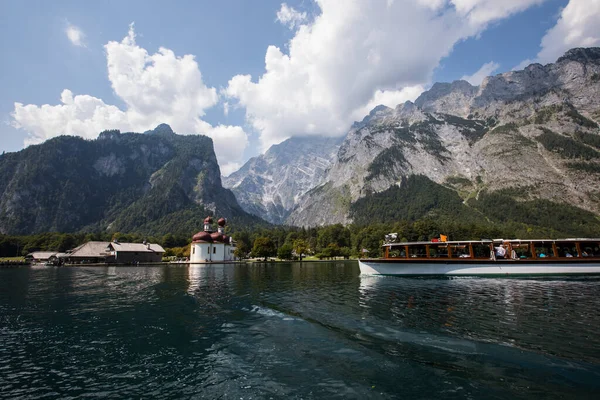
[64,241,165,264]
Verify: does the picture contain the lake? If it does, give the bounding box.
[1,262,599,399]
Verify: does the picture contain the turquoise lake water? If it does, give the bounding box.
[1,262,599,399]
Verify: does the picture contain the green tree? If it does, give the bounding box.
[57,234,77,252]
[277,243,293,260]
[252,237,276,261]
[161,233,177,248]
[233,231,252,259]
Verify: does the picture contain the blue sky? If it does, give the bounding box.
[2,0,598,175]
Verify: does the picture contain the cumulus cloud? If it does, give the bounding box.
[226,0,545,151]
[13,90,128,145]
[66,24,85,47]
[276,3,308,29]
[536,0,600,64]
[12,24,248,175]
[461,61,500,85]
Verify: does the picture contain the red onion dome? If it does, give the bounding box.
[193,231,213,242]
[217,218,226,227]
[210,232,223,242]
[203,216,213,224]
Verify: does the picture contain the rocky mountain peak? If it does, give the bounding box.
[222,135,342,224]
[285,47,600,228]
[145,123,175,136]
[557,47,600,64]
[414,80,478,116]
[352,104,393,129]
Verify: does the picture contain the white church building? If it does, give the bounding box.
[190,216,237,263]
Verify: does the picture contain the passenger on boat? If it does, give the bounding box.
[494,245,506,259]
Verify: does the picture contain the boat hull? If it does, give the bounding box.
[358,259,600,276]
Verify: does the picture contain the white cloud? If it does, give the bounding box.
[223,102,229,116]
[351,85,426,121]
[460,61,500,85]
[13,89,128,146]
[536,0,600,64]
[226,0,545,151]
[416,0,447,10]
[276,3,307,29]
[66,24,85,47]
[450,0,545,26]
[512,58,535,71]
[12,24,248,175]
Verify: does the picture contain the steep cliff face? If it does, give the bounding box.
[286,48,600,227]
[223,136,342,224]
[0,124,259,234]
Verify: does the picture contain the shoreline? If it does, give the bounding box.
[1,259,358,268]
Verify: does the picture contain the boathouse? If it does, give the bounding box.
[64,241,165,264]
[25,252,57,263]
[105,241,165,263]
[190,217,237,263]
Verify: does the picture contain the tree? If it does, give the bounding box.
[293,239,309,261]
[277,243,293,260]
[162,233,177,248]
[233,231,252,259]
[57,234,77,252]
[252,237,276,261]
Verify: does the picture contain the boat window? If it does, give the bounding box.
[581,241,600,257]
[449,245,470,258]
[472,243,492,259]
[510,243,533,259]
[408,245,428,258]
[555,242,579,258]
[534,242,555,258]
[388,246,406,258]
[428,244,449,258]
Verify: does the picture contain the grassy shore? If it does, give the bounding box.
[0,257,25,262]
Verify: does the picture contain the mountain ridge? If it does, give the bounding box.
[281,47,600,228]
[0,124,265,235]
[222,135,343,224]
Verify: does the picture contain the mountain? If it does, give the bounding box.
[0,124,264,235]
[285,48,600,234]
[222,136,342,224]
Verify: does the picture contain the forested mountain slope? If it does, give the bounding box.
[0,124,265,235]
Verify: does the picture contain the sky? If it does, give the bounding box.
[1,0,600,176]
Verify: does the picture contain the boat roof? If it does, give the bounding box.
[384,238,600,247]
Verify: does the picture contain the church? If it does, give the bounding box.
[190,216,237,263]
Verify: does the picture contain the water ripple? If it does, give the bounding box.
[1,264,599,399]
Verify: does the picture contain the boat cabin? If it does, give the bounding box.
[383,239,600,260]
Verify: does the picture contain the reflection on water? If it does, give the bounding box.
[1,263,599,399]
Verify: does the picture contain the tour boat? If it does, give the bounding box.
[358,236,600,276]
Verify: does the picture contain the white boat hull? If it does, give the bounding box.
[358,260,600,276]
